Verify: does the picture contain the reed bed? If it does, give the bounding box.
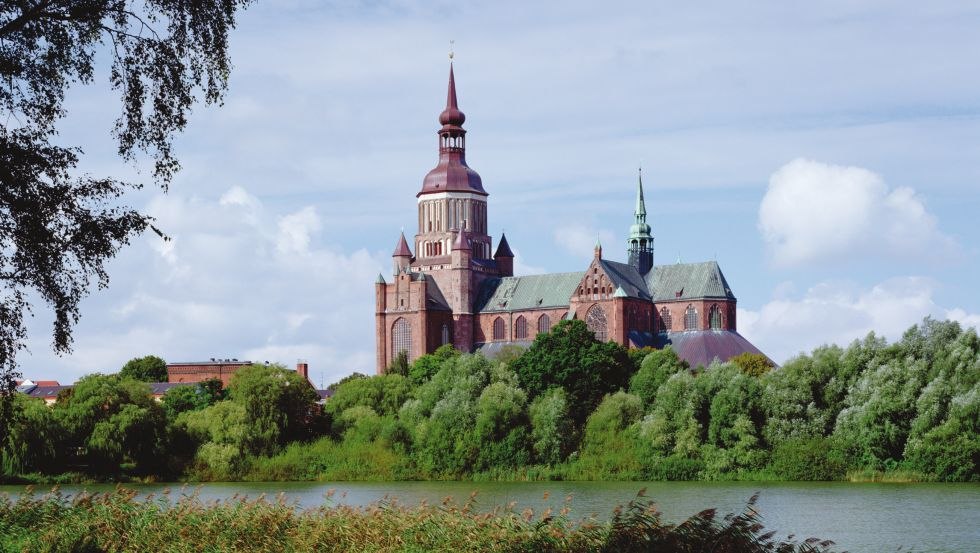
[0,486,839,552]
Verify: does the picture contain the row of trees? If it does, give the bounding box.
[2,318,977,482]
[323,318,977,482]
[1,364,318,479]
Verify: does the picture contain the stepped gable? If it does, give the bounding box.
[647,261,735,301]
[475,272,584,312]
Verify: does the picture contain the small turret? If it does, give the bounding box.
[392,232,413,274]
[493,232,514,276]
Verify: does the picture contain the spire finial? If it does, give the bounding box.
[449,40,455,61]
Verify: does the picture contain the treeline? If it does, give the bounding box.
[1,318,977,482]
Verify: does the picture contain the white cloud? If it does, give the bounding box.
[20,187,385,386]
[553,225,616,262]
[276,206,322,255]
[512,248,546,276]
[739,276,980,364]
[946,308,980,331]
[758,159,958,267]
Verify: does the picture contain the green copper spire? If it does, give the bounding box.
[627,167,654,275]
[635,167,647,220]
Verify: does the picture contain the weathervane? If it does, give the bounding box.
[449,40,455,61]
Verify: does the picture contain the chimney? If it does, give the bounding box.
[296,359,309,382]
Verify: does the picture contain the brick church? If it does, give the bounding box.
[374,63,768,373]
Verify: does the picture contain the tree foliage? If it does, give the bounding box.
[119,355,167,382]
[511,319,632,426]
[0,0,252,441]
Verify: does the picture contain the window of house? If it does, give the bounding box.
[709,304,722,330]
[493,317,506,341]
[441,324,450,345]
[538,314,551,334]
[392,318,411,357]
[586,304,608,342]
[515,316,528,340]
[684,305,698,330]
[660,307,671,332]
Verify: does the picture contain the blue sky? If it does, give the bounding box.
[19,0,980,386]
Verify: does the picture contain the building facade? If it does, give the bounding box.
[374,64,768,372]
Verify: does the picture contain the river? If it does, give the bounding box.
[2,481,977,552]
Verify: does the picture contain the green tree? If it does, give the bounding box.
[178,400,250,478]
[119,355,168,382]
[387,351,409,376]
[0,1,252,437]
[227,364,319,455]
[730,352,775,377]
[528,388,573,465]
[511,320,632,426]
[53,374,167,474]
[409,344,459,384]
[1,394,63,475]
[629,346,688,407]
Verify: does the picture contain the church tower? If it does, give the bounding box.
[627,169,654,275]
[414,62,492,265]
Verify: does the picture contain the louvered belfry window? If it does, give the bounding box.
[586,304,608,342]
[392,318,411,356]
[684,305,698,330]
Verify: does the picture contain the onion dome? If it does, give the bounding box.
[438,64,466,129]
[418,63,487,197]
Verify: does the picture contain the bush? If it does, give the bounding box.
[769,438,845,481]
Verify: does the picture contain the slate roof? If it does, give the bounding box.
[643,330,770,368]
[647,261,735,301]
[21,385,72,400]
[148,382,188,396]
[474,272,584,313]
[599,259,651,300]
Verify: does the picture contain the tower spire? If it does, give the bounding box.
[627,168,654,275]
[635,166,647,219]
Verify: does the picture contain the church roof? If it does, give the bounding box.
[647,261,735,301]
[599,259,651,300]
[642,330,772,368]
[475,271,583,312]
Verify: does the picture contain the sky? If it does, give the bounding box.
[18,0,980,386]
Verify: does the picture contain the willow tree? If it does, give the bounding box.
[0,1,252,434]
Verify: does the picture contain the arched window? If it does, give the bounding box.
[709,304,722,330]
[684,305,698,330]
[441,324,450,345]
[515,316,528,340]
[493,317,506,341]
[538,314,551,334]
[392,318,411,357]
[660,307,671,332]
[586,304,608,342]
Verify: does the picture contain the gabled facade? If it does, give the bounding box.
[374,63,769,371]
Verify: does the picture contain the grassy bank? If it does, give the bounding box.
[0,486,838,552]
